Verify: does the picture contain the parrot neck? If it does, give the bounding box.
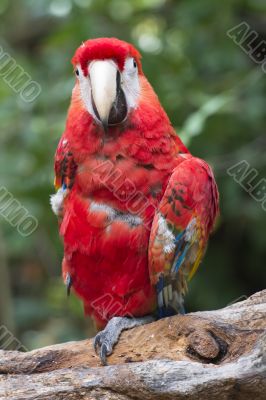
[135,76,174,132]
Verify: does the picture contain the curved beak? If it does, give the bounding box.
[89,60,127,129]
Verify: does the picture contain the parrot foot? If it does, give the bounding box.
[93,315,154,366]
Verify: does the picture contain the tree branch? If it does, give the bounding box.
[0,290,266,399]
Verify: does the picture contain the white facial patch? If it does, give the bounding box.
[157,214,176,254]
[75,64,99,121]
[90,201,142,227]
[50,187,67,215]
[121,57,140,110]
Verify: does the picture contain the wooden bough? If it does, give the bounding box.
[0,290,265,399]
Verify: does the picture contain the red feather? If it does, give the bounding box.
[54,38,219,328]
[72,37,143,75]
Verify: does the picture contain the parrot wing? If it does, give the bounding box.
[54,136,77,191]
[148,155,219,317]
[51,136,77,218]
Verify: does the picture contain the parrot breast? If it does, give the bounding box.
[60,147,173,326]
[56,78,190,327]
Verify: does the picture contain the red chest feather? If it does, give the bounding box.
[57,96,188,326]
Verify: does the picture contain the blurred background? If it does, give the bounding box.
[0,0,265,350]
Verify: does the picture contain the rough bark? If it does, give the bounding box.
[0,290,265,400]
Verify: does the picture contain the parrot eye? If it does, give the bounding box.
[124,57,138,75]
[75,69,79,76]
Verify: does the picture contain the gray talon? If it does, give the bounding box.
[100,343,108,366]
[92,316,154,365]
[93,334,101,352]
[93,331,112,365]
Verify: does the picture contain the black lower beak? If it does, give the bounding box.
[108,88,127,126]
[108,71,127,125]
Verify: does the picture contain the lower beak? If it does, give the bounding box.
[89,60,127,129]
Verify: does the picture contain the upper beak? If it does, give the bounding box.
[89,60,127,129]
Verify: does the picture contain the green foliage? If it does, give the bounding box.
[0,0,265,347]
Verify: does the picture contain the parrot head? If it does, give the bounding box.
[72,37,145,130]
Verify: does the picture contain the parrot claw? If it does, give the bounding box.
[93,328,114,366]
[93,333,101,352]
[93,316,154,366]
[66,273,72,297]
[99,343,110,366]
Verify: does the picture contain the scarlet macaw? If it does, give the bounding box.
[51,38,219,365]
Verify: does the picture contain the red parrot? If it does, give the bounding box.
[51,38,219,365]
